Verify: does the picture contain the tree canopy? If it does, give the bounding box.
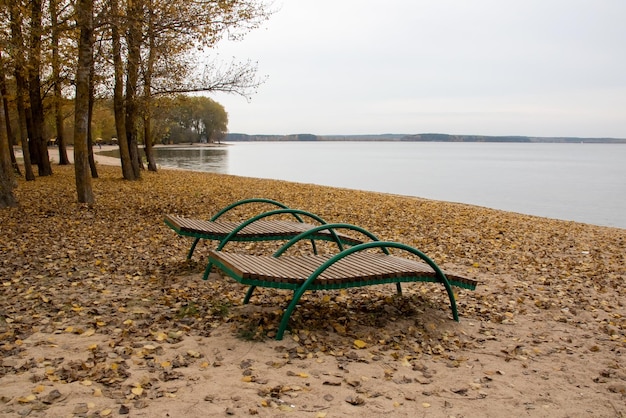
[0,0,272,204]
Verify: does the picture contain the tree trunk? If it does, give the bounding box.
[87,50,98,178]
[9,6,35,181]
[125,0,143,179]
[0,91,17,208]
[74,0,95,204]
[144,4,157,172]
[15,81,35,181]
[0,52,21,176]
[28,0,52,177]
[50,0,70,165]
[110,0,135,180]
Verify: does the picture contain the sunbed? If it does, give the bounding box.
[164,198,363,261]
[208,223,478,340]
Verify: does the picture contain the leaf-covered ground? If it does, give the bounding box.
[1,164,624,417]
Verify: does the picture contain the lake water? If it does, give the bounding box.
[133,142,626,229]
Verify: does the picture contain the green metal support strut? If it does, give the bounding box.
[187,198,293,259]
[274,240,458,340]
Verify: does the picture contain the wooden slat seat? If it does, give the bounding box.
[210,251,477,290]
[165,215,362,245]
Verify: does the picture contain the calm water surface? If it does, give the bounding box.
[145,142,626,229]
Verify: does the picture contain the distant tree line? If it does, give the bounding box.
[225,133,626,143]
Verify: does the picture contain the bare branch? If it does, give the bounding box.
[152,57,267,100]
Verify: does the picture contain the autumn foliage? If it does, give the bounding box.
[0,165,624,416]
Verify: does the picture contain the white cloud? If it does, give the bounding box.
[211,0,626,137]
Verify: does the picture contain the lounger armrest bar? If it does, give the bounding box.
[273,223,382,257]
[210,198,294,222]
[202,208,338,280]
[214,208,332,251]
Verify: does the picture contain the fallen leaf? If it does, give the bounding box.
[353,339,367,349]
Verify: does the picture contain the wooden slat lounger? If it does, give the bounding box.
[164,198,363,261]
[208,223,478,340]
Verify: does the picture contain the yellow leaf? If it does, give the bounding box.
[187,350,201,358]
[110,363,118,371]
[18,394,37,403]
[33,385,45,394]
[100,409,112,416]
[93,388,103,397]
[160,361,171,368]
[332,323,346,334]
[81,380,93,386]
[353,339,367,349]
[241,376,254,382]
[298,372,309,378]
[81,329,95,337]
[422,403,431,408]
[131,387,143,396]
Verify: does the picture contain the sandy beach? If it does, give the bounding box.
[0,153,624,417]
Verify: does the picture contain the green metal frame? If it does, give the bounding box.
[202,209,349,280]
[186,198,292,259]
[208,223,464,340]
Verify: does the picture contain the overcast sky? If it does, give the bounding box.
[211,0,626,138]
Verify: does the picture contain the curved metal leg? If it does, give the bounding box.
[440,276,459,321]
[276,288,308,340]
[187,238,201,259]
[202,262,212,280]
[244,286,257,304]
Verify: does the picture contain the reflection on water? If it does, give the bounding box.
[153,147,228,173]
[100,146,229,173]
